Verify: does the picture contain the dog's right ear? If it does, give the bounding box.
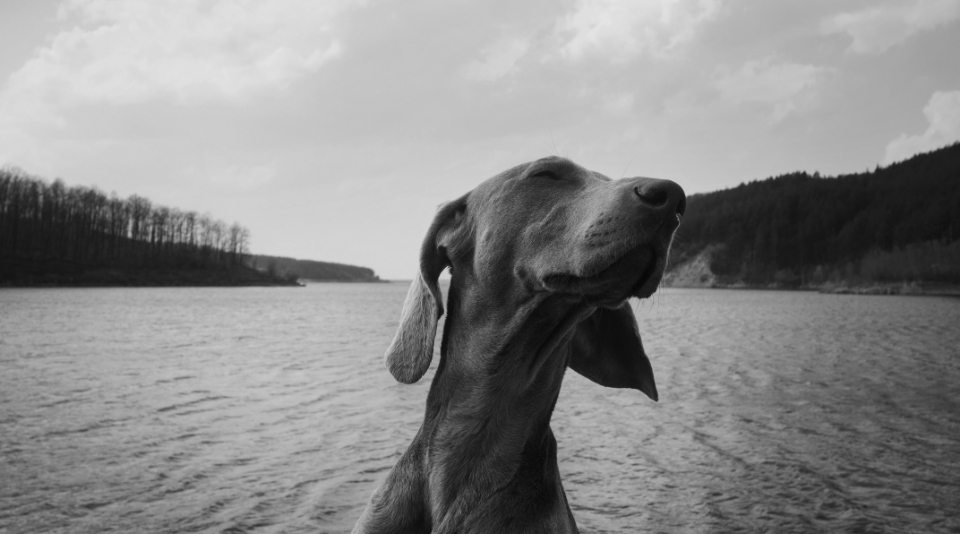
[384,195,468,384]
[568,302,658,401]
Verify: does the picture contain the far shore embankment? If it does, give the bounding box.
[1,266,301,288]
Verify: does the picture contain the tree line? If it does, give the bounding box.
[0,167,251,283]
[671,141,960,286]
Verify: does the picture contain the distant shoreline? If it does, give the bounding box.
[249,254,383,284]
[663,281,960,297]
[0,266,302,288]
[299,278,391,284]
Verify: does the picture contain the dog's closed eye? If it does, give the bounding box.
[529,169,561,180]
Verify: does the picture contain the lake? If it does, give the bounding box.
[1,285,959,533]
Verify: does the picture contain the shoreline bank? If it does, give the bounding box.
[663,281,960,297]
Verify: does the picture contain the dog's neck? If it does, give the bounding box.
[420,273,590,528]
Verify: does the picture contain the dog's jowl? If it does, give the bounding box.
[353,156,685,534]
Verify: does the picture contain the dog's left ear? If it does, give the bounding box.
[384,195,468,384]
[568,302,658,401]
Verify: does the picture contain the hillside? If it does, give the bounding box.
[250,255,383,282]
[664,142,960,292]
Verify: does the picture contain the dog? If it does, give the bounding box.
[353,156,685,534]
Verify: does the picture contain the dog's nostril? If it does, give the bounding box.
[634,179,686,217]
[633,184,668,207]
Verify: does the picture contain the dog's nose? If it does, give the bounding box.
[633,179,686,217]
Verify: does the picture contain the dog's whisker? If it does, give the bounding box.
[620,154,636,179]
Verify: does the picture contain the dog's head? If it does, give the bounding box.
[385,157,685,400]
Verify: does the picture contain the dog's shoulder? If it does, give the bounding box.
[352,437,430,534]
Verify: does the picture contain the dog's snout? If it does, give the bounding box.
[633,179,686,217]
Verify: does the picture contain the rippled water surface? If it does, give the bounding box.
[2,285,959,533]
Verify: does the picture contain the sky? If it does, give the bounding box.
[1,0,959,280]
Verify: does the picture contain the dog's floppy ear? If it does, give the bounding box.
[384,196,467,384]
[568,302,658,401]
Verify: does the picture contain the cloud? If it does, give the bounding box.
[714,58,829,123]
[555,0,721,61]
[461,38,530,82]
[602,92,634,115]
[884,91,960,163]
[1,0,357,114]
[187,162,276,190]
[821,0,960,54]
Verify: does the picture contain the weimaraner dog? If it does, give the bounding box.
[354,156,685,534]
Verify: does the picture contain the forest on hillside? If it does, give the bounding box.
[669,142,960,288]
[0,167,286,286]
[250,255,383,282]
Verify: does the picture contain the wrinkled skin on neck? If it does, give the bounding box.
[353,157,685,534]
[421,267,589,533]
[354,278,587,534]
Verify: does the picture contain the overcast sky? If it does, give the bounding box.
[1,0,959,279]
